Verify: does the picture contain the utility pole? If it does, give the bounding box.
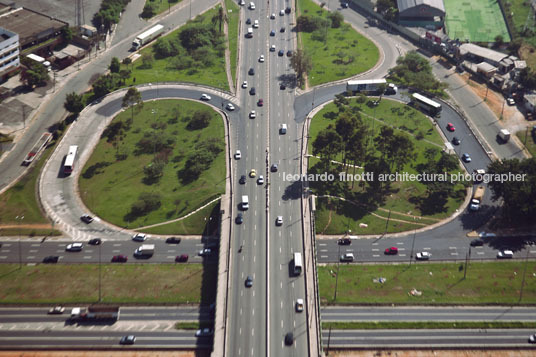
[519,247,531,302]
[464,247,470,279]
[98,243,102,302]
[16,215,24,269]
[409,229,416,266]
[333,245,341,301]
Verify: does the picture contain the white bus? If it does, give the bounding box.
[293,252,302,276]
[63,145,78,175]
[411,93,442,116]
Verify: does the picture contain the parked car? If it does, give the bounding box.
[111,255,128,263]
[176,254,189,262]
[341,2,348,8]
[48,306,65,314]
[295,299,304,312]
[80,214,93,224]
[195,328,213,337]
[529,334,536,343]
[338,238,351,245]
[384,246,398,255]
[88,238,102,245]
[340,253,354,262]
[166,237,181,244]
[416,252,430,260]
[479,232,497,238]
[66,243,83,252]
[132,233,147,242]
[43,255,59,263]
[507,98,515,106]
[120,335,136,345]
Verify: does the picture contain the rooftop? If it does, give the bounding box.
[397,0,446,13]
[459,43,510,64]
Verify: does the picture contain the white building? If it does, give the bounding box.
[0,26,19,81]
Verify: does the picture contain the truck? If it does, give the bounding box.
[22,132,52,166]
[498,129,511,142]
[469,186,485,211]
[134,244,155,257]
[346,79,397,94]
[70,306,120,321]
[26,53,51,71]
[131,24,164,50]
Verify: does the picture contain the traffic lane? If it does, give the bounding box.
[321,329,534,347]
[321,306,536,322]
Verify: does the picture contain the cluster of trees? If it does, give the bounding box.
[179,138,223,183]
[130,192,162,217]
[518,67,536,91]
[141,0,179,19]
[296,11,344,42]
[376,0,398,21]
[290,49,313,87]
[187,110,212,130]
[92,0,131,32]
[389,51,448,97]
[20,57,49,88]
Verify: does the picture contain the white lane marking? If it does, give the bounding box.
[372,254,379,257]
[423,247,431,250]
[449,247,457,250]
[320,255,328,258]
[451,252,459,256]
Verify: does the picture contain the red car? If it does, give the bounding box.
[111,255,128,262]
[384,247,398,255]
[175,254,189,262]
[446,123,455,132]
[257,99,264,106]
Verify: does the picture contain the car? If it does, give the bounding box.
[195,328,213,337]
[462,153,471,162]
[257,175,264,184]
[270,13,276,19]
[295,299,304,312]
[447,123,455,132]
[473,169,486,182]
[175,254,189,262]
[470,239,484,247]
[270,30,276,36]
[200,93,211,101]
[245,275,253,287]
[259,55,265,62]
[278,49,284,56]
[279,9,285,15]
[253,20,259,28]
[280,124,287,134]
[111,255,128,262]
[80,214,93,224]
[250,87,256,95]
[270,44,276,52]
[120,335,136,345]
[249,169,257,177]
[235,213,244,224]
[416,252,430,260]
[249,110,256,118]
[280,27,285,32]
[248,2,255,10]
[239,175,247,184]
[285,6,291,13]
[280,83,286,90]
[271,163,278,172]
[452,136,460,145]
[226,103,235,111]
[242,81,248,88]
[132,233,147,242]
[48,306,65,314]
[276,216,283,225]
[66,243,83,252]
[88,238,102,245]
[507,97,515,106]
[338,238,351,245]
[257,98,264,106]
[340,253,354,262]
[341,2,348,8]
[529,334,536,343]
[286,50,293,57]
[234,150,242,159]
[285,332,294,346]
[165,237,181,244]
[239,0,245,5]
[384,246,398,255]
[199,248,212,256]
[43,255,59,263]
[497,250,514,259]
[246,18,251,24]
[248,67,255,75]
[479,232,497,238]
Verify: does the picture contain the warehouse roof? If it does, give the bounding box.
[397,0,445,13]
[459,43,509,64]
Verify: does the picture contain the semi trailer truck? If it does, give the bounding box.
[131,24,164,50]
[70,306,120,321]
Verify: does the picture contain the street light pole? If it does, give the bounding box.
[15,215,24,269]
[98,243,102,302]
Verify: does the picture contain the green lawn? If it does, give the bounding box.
[517,128,536,158]
[318,261,536,304]
[501,0,536,47]
[224,0,240,86]
[144,0,183,17]
[123,7,229,91]
[309,99,465,235]
[296,0,379,87]
[79,99,225,232]
[0,263,215,304]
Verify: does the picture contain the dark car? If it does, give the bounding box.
[286,50,293,57]
[338,238,351,245]
[271,163,278,172]
[235,213,244,224]
[175,254,189,262]
[166,237,181,244]
[248,67,255,75]
[239,175,247,184]
[257,98,264,106]
[250,87,256,95]
[111,255,128,263]
[278,49,284,56]
[88,238,102,245]
[280,83,286,90]
[80,214,94,224]
[470,239,484,247]
[452,136,460,145]
[120,335,136,345]
[43,256,59,263]
[285,6,291,13]
[246,18,251,24]
[280,27,285,32]
[270,30,276,36]
[342,2,348,8]
[285,332,294,346]
[245,275,253,287]
[384,246,398,255]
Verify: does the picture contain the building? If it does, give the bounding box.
[457,43,517,71]
[524,93,536,115]
[397,0,445,28]
[476,62,497,79]
[0,26,19,81]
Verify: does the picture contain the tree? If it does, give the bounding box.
[141,3,156,18]
[494,35,504,47]
[179,23,214,51]
[141,52,154,69]
[92,73,121,98]
[518,67,536,90]
[327,11,344,28]
[109,57,120,73]
[130,192,162,216]
[64,92,84,114]
[122,87,142,121]
[143,159,165,183]
[376,83,387,102]
[119,69,131,84]
[211,6,228,33]
[61,27,73,43]
[289,49,312,87]
[21,64,49,87]
[312,126,343,164]
[187,110,212,130]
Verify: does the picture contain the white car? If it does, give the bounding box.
[295,299,304,312]
[132,233,147,242]
[276,216,283,226]
[529,334,536,343]
[249,110,256,118]
[270,13,276,19]
[249,2,255,9]
[239,0,245,5]
[497,250,514,259]
[242,81,248,88]
[259,55,265,62]
[416,252,430,260]
[279,9,285,16]
[507,97,515,106]
[234,150,241,159]
[200,93,211,101]
[199,248,212,256]
[257,175,264,185]
[66,243,83,252]
[340,253,354,262]
[253,20,259,28]
[226,103,235,111]
[195,328,213,337]
[270,44,276,52]
[479,232,497,238]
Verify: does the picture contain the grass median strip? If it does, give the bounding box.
[175,322,200,330]
[323,321,536,330]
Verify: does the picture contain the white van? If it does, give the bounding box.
[246,28,253,38]
[293,252,302,275]
[241,195,249,210]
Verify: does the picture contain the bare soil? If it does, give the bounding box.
[329,350,536,357]
[0,352,204,357]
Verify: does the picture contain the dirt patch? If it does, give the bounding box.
[519,43,536,70]
[329,350,536,357]
[0,353,203,357]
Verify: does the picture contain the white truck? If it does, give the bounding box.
[131,24,164,50]
[346,79,397,94]
[498,129,511,142]
[134,244,155,257]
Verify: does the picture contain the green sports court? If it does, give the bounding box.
[444,0,510,43]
